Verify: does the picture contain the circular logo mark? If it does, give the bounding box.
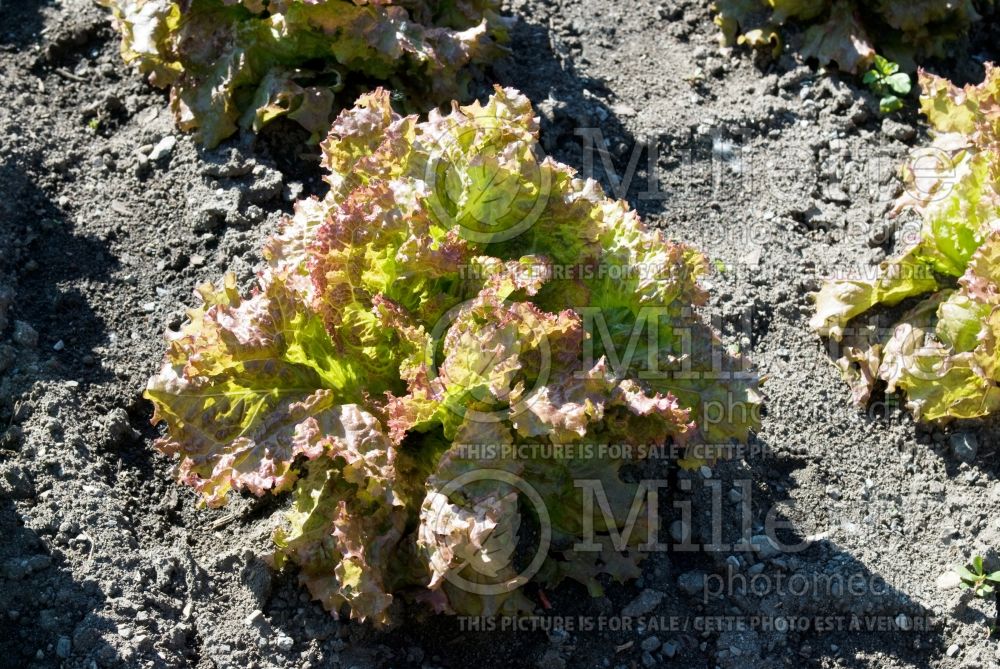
[421,114,551,244]
[425,298,553,425]
[426,469,552,597]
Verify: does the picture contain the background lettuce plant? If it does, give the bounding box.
[712,0,991,73]
[99,0,509,147]
[812,64,1000,421]
[145,87,760,623]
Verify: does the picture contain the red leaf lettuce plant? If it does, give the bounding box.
[145,87,761,623]
[100,0,509,147]
[813,65,1000,421]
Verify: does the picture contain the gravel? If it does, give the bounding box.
[676,571,706,597]
[881,118,917,143]
[621,589,665,617]
[149,135,176,161]
[949,433,979,463]
[12,321,38,347]
[2,2,999,669]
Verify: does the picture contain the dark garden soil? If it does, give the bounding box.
[3,1,1000,667]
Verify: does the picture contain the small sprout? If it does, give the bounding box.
[713,258,727,274]
[87,117,99,132]
[956,555,1000,599]
[862,55,912,114]
[955,556,1000,635]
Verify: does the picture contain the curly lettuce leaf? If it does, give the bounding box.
[799,1,874,73]
[148,86,759,623]
[99,0,509,147]
[145,272,379,506]
[878,295,1000,420]
[712,0,986,73]
[810,246,940,341]
[272,442,411,625]
[813,65,1000,422]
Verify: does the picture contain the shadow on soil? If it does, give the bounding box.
[0,0,46,49]
[488,13,655,216]
[351,443,945,668]
[0,497,120,669]
[734,443,946,668]
[0,153,117,388]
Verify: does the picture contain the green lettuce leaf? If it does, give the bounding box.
[99,0,509,147]
[813,65,1000,422]
[712,0,986,73]
[145,271,375,506]
[147,86,760,623]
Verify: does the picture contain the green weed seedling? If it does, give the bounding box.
[862,55,912,114]
[955,556,1000,635]
[957,556,1000,599]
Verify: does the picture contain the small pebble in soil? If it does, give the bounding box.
[949,433,978,464]
[677,571,706,597]
[849,103,869,126]
[669,520,690,543]
[245,164,284,203]
[881,118,916,143]
[750,534,781,559]
[946,643,960,657]
[622,589,665,617]
[105,408,139,446]
[936,571,962,590]
[661,640,678,658]
[13,321,38,348]
[135,154,150,177]
[2,555,50,580]
[1,425,24,449]
[150,135,176,161]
